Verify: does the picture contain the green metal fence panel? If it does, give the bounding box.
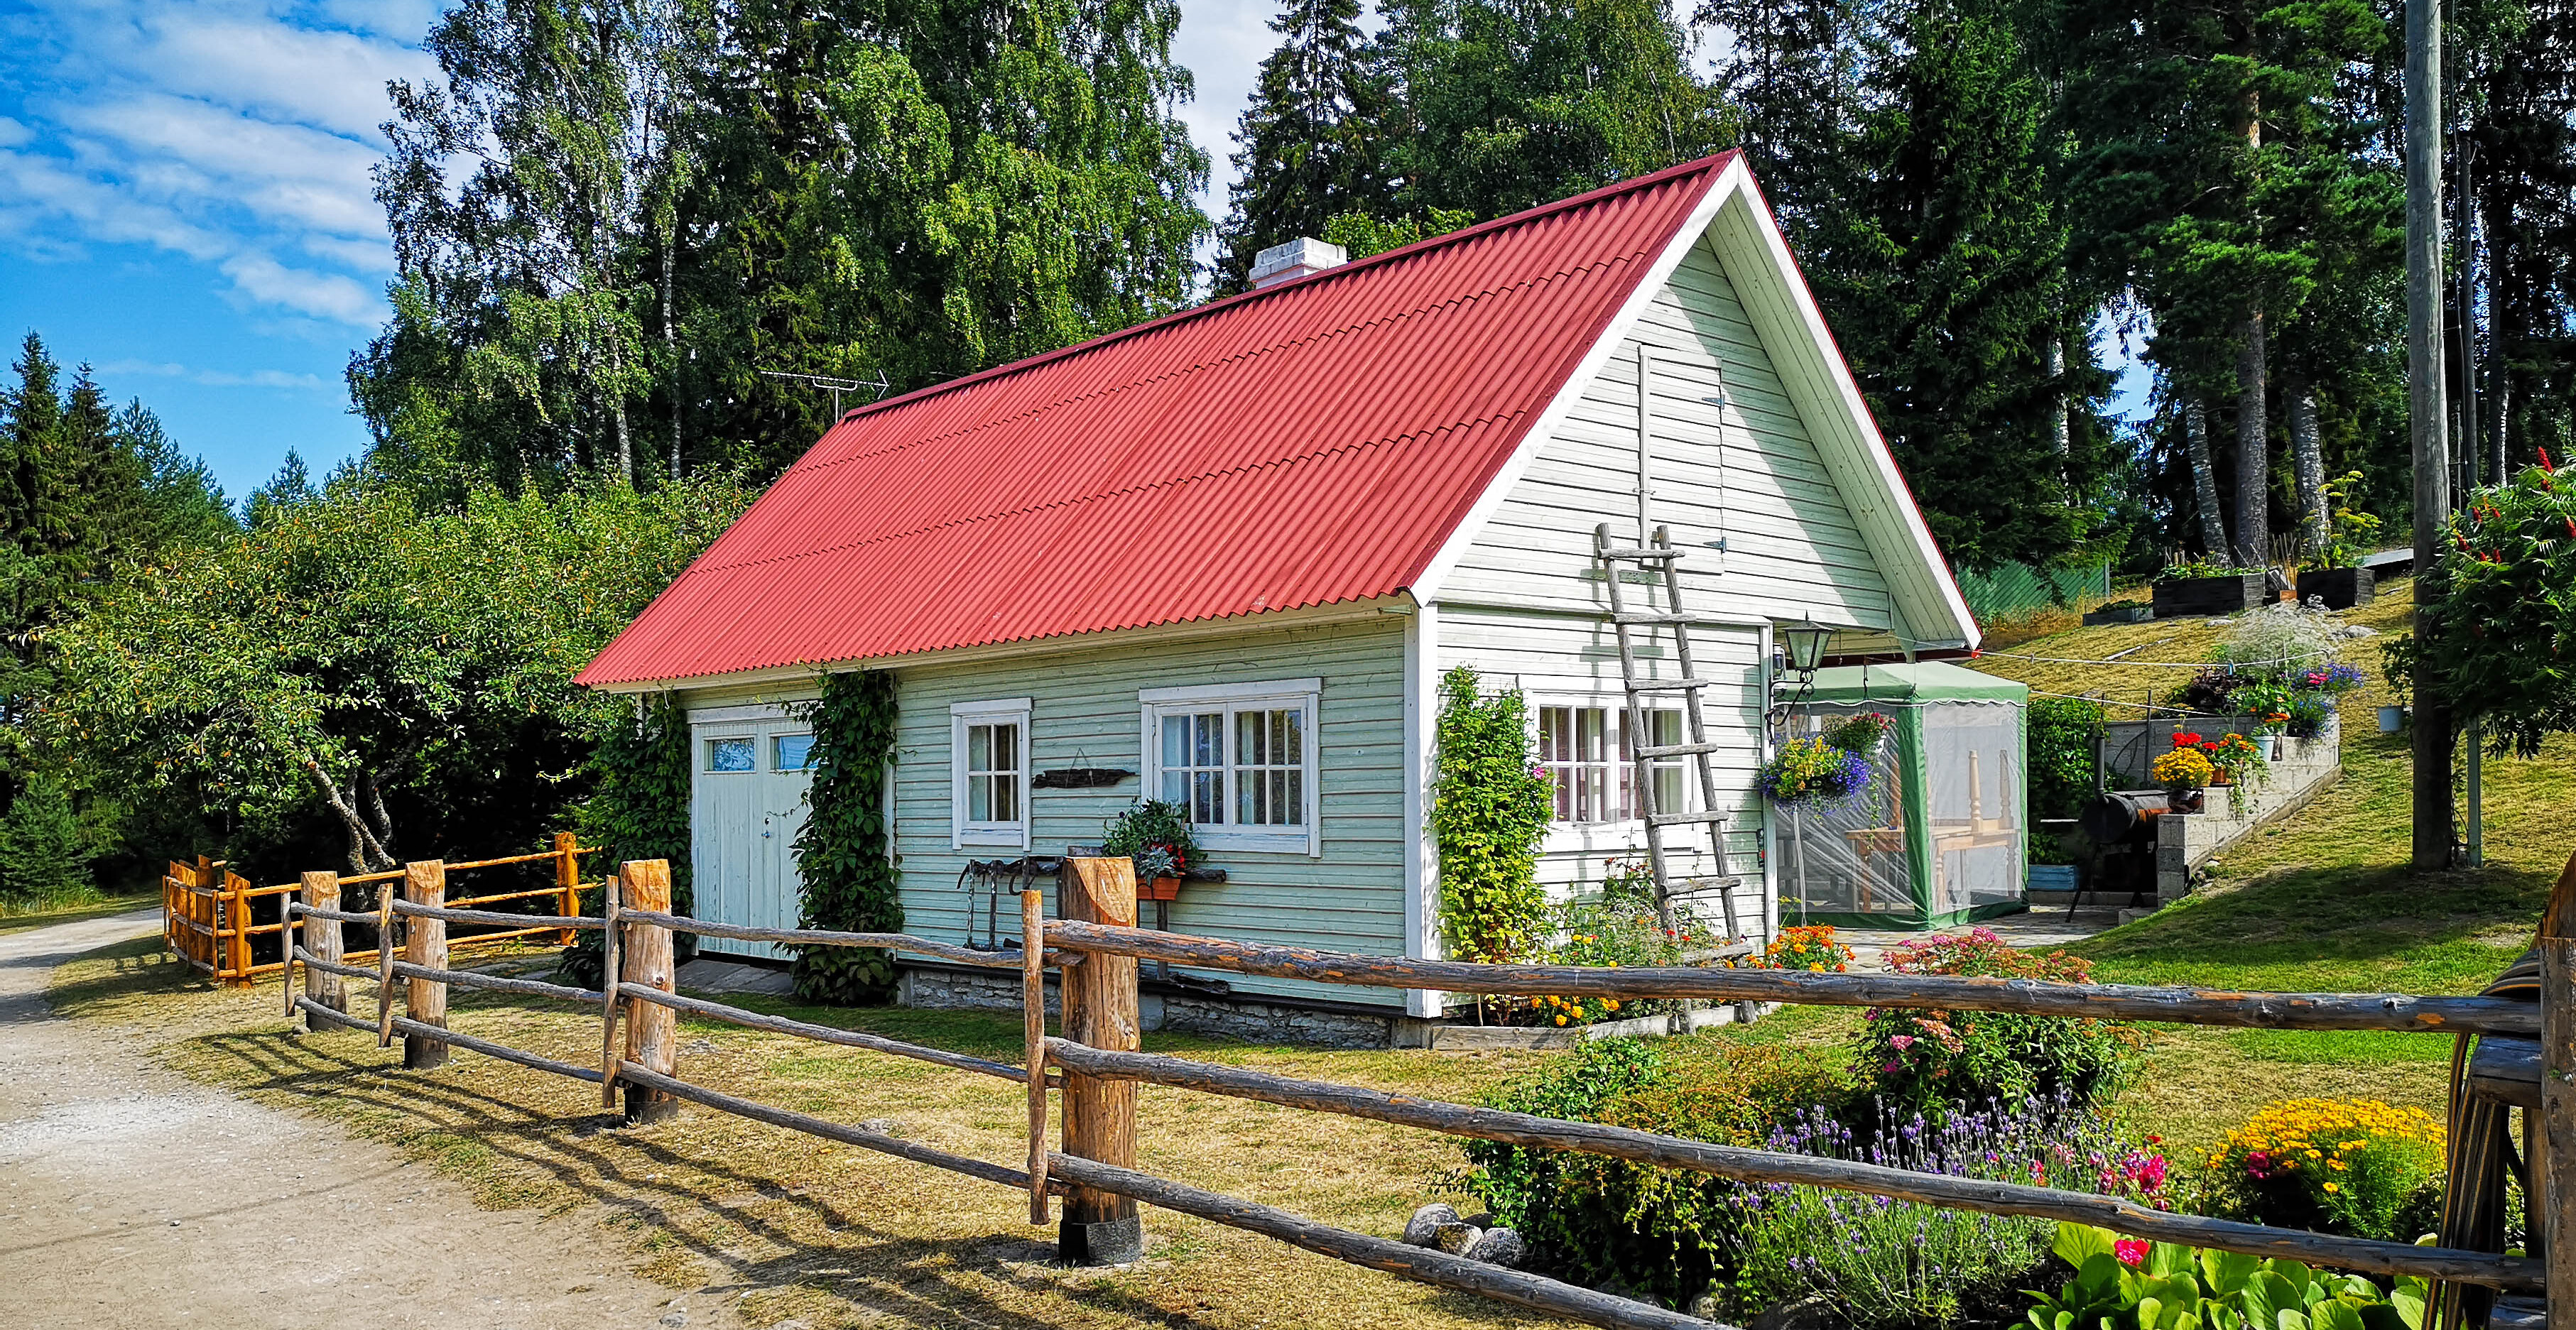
[1954,561,2112,621]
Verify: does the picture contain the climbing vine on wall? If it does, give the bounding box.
[558,694,697,987]
[1431,665,1553,966]
[791,669,903,1004]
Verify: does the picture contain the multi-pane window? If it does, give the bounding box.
[965,721,1021,822]
[1141,680,1320,852]
[1536,705,1685,824]
[951,699,1031,847]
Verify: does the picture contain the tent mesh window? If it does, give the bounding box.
[1774,663,2028,930]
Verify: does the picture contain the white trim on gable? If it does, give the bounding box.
[1411,155,1748,606]
[1702,182,1979,650]
[1408,156,1979,652]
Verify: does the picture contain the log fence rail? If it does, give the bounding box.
[263,855,2565,1330]
[163,832,596,984]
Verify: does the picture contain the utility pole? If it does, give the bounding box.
[2406,0,2454,872]
[2459,138,2484,867]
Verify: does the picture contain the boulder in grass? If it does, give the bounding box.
[1402,1202,1458,1248]
[1464,1227,1525,1268]
[1433,1222,1483,1255]
[1459,1211,1494,1229]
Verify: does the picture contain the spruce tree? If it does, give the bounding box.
[1795,1,2116,572]
[1215,0,1392,291]
[1370,0,1729,222]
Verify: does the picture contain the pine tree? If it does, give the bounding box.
[359,0,1211,489]
[1214,0,1392,291]
[0,777,95,909]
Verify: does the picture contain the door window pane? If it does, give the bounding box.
[773,734,816,771]
[707,737,754,773]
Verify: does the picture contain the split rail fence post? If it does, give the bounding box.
[553,832,581,944]
[2544,936,2576,1319]
[402,859,450,1070]
[301,871,345,1023]
[620,858,680,1125]
[1057,856,1141,1265]
[224,868,253,981]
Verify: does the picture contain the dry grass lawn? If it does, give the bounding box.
[43,578,2570,1326]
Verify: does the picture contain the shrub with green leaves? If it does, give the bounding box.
[1859,927,2136,1115]
[2026,1223,2425,1330]
[1458,1038,1854,1307]
[1430,665,1552,964]
[558,694,697,987]
[790,670,902,1004]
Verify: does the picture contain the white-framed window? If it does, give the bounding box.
[1535,703,1685,825]
[951,699,1032,848]
[706,736,756,773]
[772,733,817,772]
[1138,678,1322,854]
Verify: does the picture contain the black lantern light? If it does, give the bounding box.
[1781,615,1833,676]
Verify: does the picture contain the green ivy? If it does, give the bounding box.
[790,670,902,1004]
[558,694,697,988]
[1430,665,1553,964]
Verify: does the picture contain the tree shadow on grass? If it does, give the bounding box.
[2070,858,2551,992]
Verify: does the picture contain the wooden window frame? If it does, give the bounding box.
[950,699,1033,850]
[1533,699,1688,851]
[1138,678,1322,856]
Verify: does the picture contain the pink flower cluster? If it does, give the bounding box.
[2114,1239,2151,1268]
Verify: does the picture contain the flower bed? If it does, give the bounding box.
[1458,929,2153,1325]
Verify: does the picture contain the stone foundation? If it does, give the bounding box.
[896,963,1402,1050]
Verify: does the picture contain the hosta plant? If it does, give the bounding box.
[2026,1223,2425,1330]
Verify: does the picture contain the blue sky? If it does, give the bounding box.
[0,1,2142,503]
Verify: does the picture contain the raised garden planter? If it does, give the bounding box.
[2082,604,2153,626]
[2152,573,2268,618]
[2295,565,2375,610]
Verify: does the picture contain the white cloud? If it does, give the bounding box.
[0,0,411,327]
[94,356,330,391]
[221,251,379,324]
[134,16,438,138]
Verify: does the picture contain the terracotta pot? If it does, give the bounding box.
[1138,876,1184,902]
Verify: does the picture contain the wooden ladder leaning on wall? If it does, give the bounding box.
[1593,521,1738,942]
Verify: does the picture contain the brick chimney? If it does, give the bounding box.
[1248,237,1348,290]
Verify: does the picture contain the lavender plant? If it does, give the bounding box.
[1718,1093,2171,1328]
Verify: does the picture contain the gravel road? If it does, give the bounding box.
[0,907,730,1329]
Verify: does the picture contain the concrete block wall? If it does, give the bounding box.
[2153,719,2343,900]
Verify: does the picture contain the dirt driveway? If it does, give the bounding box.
[0,908,729,1330]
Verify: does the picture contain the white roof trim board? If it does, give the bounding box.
[1413,159,1980,652]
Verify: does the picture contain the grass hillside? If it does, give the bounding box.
[1962,580,2576,1147]
[1966,577,2575,996]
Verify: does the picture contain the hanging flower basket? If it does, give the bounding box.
[1761,736,1872,808]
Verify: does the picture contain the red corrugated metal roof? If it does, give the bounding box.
[578,154,1735,687]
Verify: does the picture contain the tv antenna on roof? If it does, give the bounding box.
[761,369,891,420]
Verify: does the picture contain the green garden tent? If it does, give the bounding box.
[1774,661,2029,930]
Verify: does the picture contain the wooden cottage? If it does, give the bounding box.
[577,151,1982,1044]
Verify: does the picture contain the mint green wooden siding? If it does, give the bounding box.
[1435,607,1769,936]
[1433,233,1913,940]
[1442,234,1898,633]
[888,614,1411,1009]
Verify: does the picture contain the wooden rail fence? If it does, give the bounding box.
[266,855,2564,1330]
[163,834,597,984]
